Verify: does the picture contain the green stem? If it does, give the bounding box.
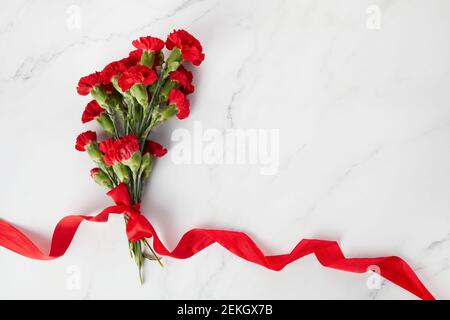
[121,66,168,282]
[106,107,119,138]
[139,65,167,137]
[143,238,164,267]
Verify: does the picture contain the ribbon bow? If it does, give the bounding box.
[106,183,153,242]
[0,184,435,300]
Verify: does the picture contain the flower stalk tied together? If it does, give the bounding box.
[75,30,204,282]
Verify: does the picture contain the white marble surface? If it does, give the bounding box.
[1,0,450,299]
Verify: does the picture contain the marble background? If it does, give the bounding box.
[1,0,449,299]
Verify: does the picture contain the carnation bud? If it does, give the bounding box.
[85,142,103,163]
[124,152,142,175]
[139,153,154,179]
[140,51,155,69]
[130,84,148,108]
[90,168,113,189]
[112,163,131,184]
[91,86,108,105]
[96,113,115,136]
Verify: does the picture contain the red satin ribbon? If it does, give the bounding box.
[0,183,434,300]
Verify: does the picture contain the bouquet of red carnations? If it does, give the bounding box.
[75,29,204,282]
[0,29,434,299]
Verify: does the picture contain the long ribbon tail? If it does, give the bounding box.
[0,213,434,300]
[148,227,434,300]
[0,206,123,260]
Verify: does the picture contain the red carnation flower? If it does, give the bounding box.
[99,134,140,166]
[81,100,105,123]
[100,50,144,85]
[77,72,101,95]
[102,82,115,94]
[145,140,167,157]
[118,65,157,92]
[128,49,143,65]
[98,139,115,165]
[168,88,190,120]
[100,60,128,84]
[75,130,97,151]
[169,65,194,94]
[132,36,165,52]
[166,29,205,66]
